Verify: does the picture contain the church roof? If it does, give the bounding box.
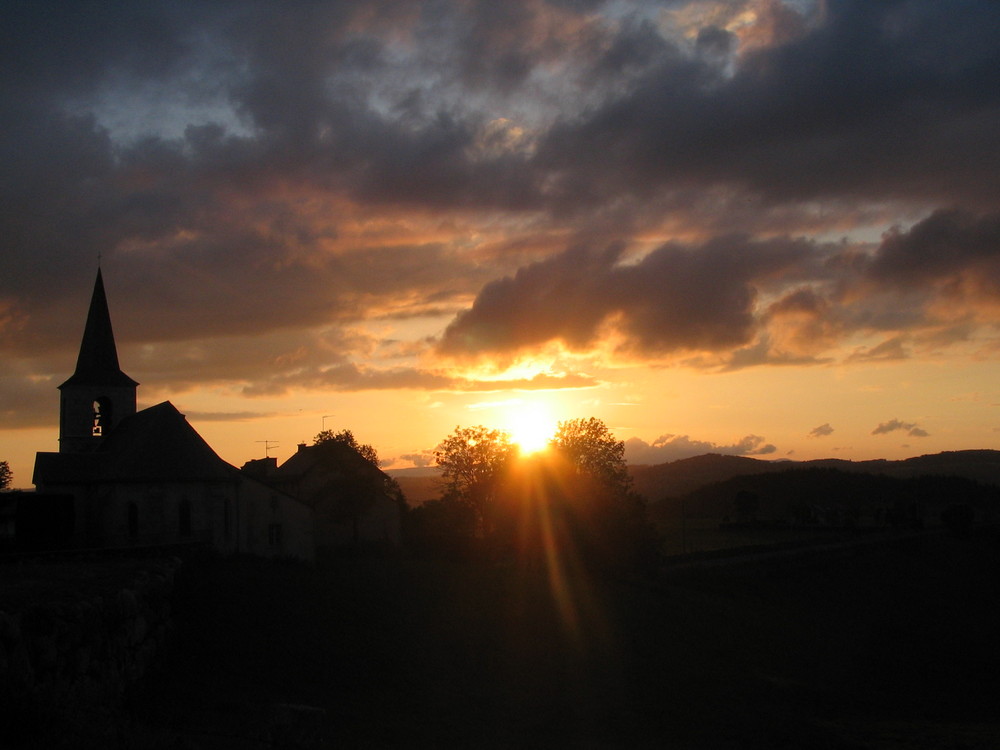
[98,401,235,482]
[59,268,139,389]
[34,402,237,486]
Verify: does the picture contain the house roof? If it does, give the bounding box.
[59,268,139,390]
[273,441,386,483]
[34,401,236,486]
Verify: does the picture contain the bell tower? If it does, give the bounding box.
[58,268,139,453]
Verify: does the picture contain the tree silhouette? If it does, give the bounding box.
[549,418,658,570]
[314,429,380,466]
[435,425,516,537]
[0,460,10,491]
[309,430,387,547]
[551,417,633,498]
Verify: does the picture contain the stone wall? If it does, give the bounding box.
[0,557,180,709]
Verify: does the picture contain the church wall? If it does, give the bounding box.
[27,477,313,560]
[27,483,94,549]
[33,481,241,552]
[101,482,238,550]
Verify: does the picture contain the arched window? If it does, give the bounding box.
[93,397,113,437]
[178,498,192,537]
[127,502,138,540]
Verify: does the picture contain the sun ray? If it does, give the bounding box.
[503,403,557,454]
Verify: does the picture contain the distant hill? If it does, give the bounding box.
[646,467,1000,527]
[629,449,1000,503]
[390,449,1000,509]
[630,454,779,501]
[387,467,443,506]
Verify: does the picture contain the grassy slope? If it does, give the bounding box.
[120,531,1000,749]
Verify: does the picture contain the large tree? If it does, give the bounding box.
[550,417,633,497]
[314,429,380,466]
[550,418,656,569]
[435,425,516,536]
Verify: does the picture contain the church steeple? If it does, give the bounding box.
[58,269,138,453]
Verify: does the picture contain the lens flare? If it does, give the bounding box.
[505,405,556,454]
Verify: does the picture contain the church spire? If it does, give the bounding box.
[57,269,138,452]
[60,268,138,389]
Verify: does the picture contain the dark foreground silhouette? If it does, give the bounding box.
[10,529,1000,748]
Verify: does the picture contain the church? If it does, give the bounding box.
[31,269,316,560]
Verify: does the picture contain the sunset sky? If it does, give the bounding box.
[3,0,1000,488]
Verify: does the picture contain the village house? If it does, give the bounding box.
[243,439,403,554]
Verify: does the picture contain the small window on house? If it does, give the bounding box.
[268,523,282,547]
[127,502,138,540]
[179,498,192,537]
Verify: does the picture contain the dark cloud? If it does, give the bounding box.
[399,451,436,468]
[868,209,1000,289]
[847,336,910,363]
[624,433,776,464]
[809,423,834,438]
[536,0,1000,210]
[3,0,1000,428]
[439,235,812,359]
[175,410,273,423]
[241,364,598,398]
[871,419,929,437]
[0,375,60,429]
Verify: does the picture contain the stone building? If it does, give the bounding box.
[243,439,402,553]
[30,269,315,560]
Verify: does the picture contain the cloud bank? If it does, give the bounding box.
[625,433,777,465]
[3,0,1000,432]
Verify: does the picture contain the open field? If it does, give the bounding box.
[655,517,871,557]
[9,529,1000,748]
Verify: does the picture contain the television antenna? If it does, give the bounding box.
[255,440,279,457]
[322,414,336,431]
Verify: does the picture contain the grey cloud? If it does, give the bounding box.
[241,363,599,398]
[0,375,60,429]
[536,0,1000,210]
[439,235,812,359]
[871,419,929,437]
[399,451,436,468]
[720,337,831,372]
[868,209,1000,289]
[809,423,834,437]
[176,410,274,423]
[4,0,1000,414]
[847,336,910,363]
[624,433,776,465]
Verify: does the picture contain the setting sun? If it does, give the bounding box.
[504,405,557,455]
